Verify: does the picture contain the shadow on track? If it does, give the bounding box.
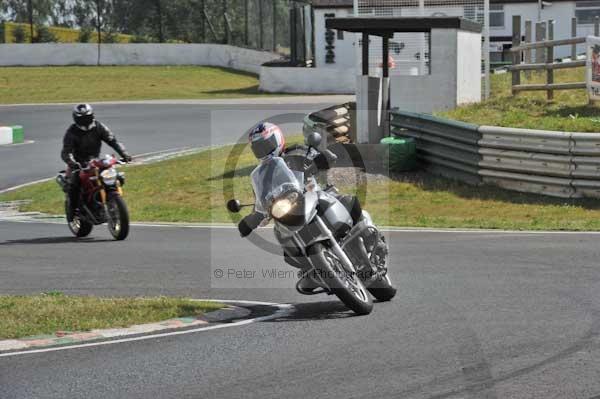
[268,301,360,322]
[0,236,114,245]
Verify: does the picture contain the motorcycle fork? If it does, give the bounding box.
[313,216,357,274]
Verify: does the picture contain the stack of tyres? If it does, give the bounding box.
[380,136,417,173]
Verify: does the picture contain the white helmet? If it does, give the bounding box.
[248,122,286,160]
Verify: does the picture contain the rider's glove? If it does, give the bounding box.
[238,217,254,237]
[69,161,82,171]
[238,212,265,237]
[313,150,338,170]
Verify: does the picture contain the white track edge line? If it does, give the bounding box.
[3,217,600,235]
[0,299,293,358]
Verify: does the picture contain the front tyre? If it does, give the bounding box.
[107,195,129,241]
[65,199,93,238]
[308,243,373,315]
[367,274,397,302]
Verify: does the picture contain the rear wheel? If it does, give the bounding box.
[65,199,93,238]
[107,195,129,241]
[308,243,373,315]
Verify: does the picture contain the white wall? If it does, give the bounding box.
[456,30,483,104]
[390,28,481,113]
[0,43,280,74]
[259,66,355,94]
[313,7,356,70]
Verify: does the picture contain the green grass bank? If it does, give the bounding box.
[0,294,223,340]
[441,67,600,132]
[3,137,600,230]
[0,66,276,104]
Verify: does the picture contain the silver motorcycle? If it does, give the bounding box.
[227,133,396,315]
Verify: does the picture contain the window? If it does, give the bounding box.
[464,4,484,25]
[490,4,504,28]
[576,1,600,24]
[337,30,344,40]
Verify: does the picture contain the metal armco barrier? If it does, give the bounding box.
[390,109,600,199]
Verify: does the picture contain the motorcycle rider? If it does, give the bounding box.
[239,122,365,292]
[61,104,132,219]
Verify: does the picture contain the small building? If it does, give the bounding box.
[260,0,597,95]
[309,0,599,66]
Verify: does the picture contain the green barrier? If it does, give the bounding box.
[380,136,417,172]
[11,125,24,144]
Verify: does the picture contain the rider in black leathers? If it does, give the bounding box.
[61,104,132,218]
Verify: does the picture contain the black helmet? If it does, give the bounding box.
[73,104,95,131]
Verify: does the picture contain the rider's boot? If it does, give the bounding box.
[67,190,79,221]
[296,268,323,295]
[284,253,323,294]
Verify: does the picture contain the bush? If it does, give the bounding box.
[34,25,58,43]
[12,24,27,43]
[78,27,93,43]
[130,35,150,43]
[102,31,120,43]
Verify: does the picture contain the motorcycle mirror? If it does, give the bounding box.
[226,199,242,213]
[305,132,322,149]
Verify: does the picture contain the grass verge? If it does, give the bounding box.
[440,67,600,132]
[0,293,224,340]
[0,66,279,104]
[2,136,600,230]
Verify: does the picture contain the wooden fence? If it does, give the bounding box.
[509,16,596,99]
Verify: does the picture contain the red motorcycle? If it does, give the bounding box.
[57,154,130,241]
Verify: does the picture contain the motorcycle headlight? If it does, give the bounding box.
[101,168,118,185]
[269,190,304,226]
[271,198,293,219]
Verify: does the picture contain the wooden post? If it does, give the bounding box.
[272,0,277,52]
[572,17,577,60]
[525,20,532,80]
[259,0,264,49]
[535,22,545,65]
[362,32,369,76]
[244,0,249,46]
[223,0,228,44]
[27,0,34,43]
[96,0,102,66]
[290,7,296,64]
[512,15,522,95]
[547,20,554,100]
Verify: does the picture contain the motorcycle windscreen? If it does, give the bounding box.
[250,157,302,214]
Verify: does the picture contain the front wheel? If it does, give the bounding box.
[65,199,93,238]
[367,274,397,302]
[308,243,373,315]
[106,195,129,241]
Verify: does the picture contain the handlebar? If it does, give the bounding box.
[71,156,129,171]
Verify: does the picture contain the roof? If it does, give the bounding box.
[309,0,575,7]
[311,0,354,8]
[326,17,482,35]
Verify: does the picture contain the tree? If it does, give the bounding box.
[33,24,58,42]
[12,24,27,43]
[1,0,64,25]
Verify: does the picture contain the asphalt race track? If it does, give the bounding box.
[2,99,600,398]
[0,98,346,190]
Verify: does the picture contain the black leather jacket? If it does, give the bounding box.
[61,122,128,167]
